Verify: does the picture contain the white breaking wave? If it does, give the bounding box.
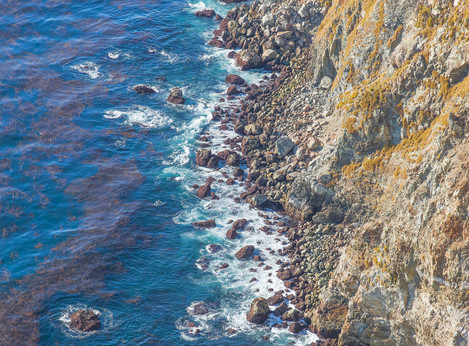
[104,105,172,128]
[70,62,102,79]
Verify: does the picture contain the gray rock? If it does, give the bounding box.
[275,136,295,158]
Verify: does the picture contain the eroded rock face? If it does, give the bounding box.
[246,297,270,324]
[69,310,101,332]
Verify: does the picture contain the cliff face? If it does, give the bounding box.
[287,0,469,344]
[210,0,468,343]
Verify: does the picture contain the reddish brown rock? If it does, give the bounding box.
[267,294,284,305]
[277,268,292,280]
[246,297,270,324]
[133,85,156,94]
[69,310,101,332]
[167,87,185,104]
[195,9,215,17]
[232,218,248,230]
[227,85,240,96]
[197,184,211,198]
[192,219,216,228]
[226,229,238,239]
[225,74,246,85]
[235,245,254,259]
[289,322,304,334]
[196,149,212,167]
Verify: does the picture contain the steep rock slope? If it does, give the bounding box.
[285,0,469,344]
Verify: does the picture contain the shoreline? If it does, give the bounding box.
[189,1,330,343]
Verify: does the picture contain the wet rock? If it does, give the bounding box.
[273,302,288,316]
[289,322,304,334]
[133,85,156,94]
[227,85,240,96]
[197,184,211,198]
[234,167,245,177]
[227,328,236,334]
[235,245,254,259]
[196,149,212,167]
[192,302,210,315]
[192,219,216,228]
[232,218,248,230]
[226,229,238,239]
[208,244,222,253]
[277,268,292,280]
[275,136,295,158]
[282,309,302,322]
[246,297,270,324]
[69,310,101,332]
[225,74,246,85]
[219,263,229,269]
[167,87,185,104]
[195,9,215,18]
[226,177,235,185]
[267,294,284,305]
[196,257,210,270]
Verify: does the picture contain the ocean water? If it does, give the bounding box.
[0,0,318,344]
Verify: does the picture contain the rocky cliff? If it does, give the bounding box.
[207,0,469,344]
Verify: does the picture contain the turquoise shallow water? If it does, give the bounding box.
[0,0,317,344]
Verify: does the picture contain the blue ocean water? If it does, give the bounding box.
[0,0,317,344]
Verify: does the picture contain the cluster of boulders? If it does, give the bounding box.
[208,0,323,70]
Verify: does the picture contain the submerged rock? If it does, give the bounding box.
[192,219,216,228]
[69,310,101,332]
[246,297,270,324]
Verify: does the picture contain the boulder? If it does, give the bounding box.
[196,149,212,166]
[246,297,270,324]
[225,74,246,85]
[235,50,263,70]
[232,219,248,230]
[282,309,302,322]
[235,245,254,259]
[289,322,304,334]
[277,268,292,280]
[273,302,288,316]
[226,229,238,239]
[262,49,278,62]
[227,85,240,96]
[167,87,185,104]
[133,85,156,94]
[275,136,295,158]
[195,9,215,18]
[69,310,101,332]
[267,294,284,305]
[208,244,222,253]
[197,184,211,198]
[192,220,216,228]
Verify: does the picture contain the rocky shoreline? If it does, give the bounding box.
[190,0,469,344]
[189,1,338,343]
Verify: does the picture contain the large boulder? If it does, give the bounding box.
[262,49,278,62]
[167,87,185,104]
[196,149,212,167]
[69,310,101,332]
[275,136,295,158]
[235,50,263,70]
[235,245,254,259]
[246,297,270,324]
[225,74,246,85]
